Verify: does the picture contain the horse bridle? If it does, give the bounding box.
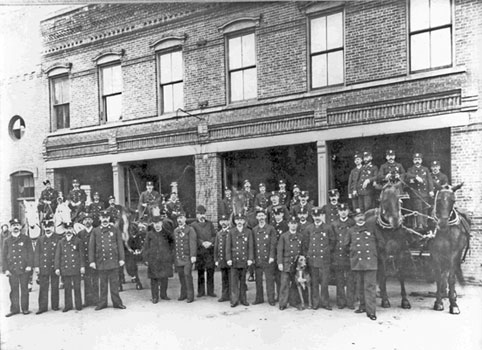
[432,189,460,226]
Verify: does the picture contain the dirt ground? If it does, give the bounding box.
[1,266,481,350]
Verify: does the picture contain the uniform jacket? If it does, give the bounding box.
[331,217,355,267]
[166,200,183,220]
[39,188,59,212]
[289,195,300,210]
[378,162,406,182]
[267,204,290,224]
[302,223,335,268]
[278,190,291,207]
[431,172,449,193]
[34,233,60,275]
[214,228,230,269]
[252,223,277,267]
[348,166,363,197]
[78,227,94,266]
[357,163,379,195]
[106,204,123,222]
[242,189,257,213]
[406,165,434,197]
[344,223,382,271]
[88,201,105,220]
[272,220,288,263]
[221,197,233,217]
[254,192,270,210]
[2,233,34,274]
[321,203,339,224]
[143,226,174,279]
[191,220,216,269]
[137,190,162,215]
[277,231,303,272]
[226,227,254,268]
[54,236,85,276]
[174,225,196,267]
[68,188,87,205]
[290,202,314,221]
[89,225,125,270]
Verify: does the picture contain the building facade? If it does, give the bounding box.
[1,1,481,281]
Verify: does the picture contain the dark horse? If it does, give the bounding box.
[365,183,412,309]
[430,184,469,314]
[230,188,258,229]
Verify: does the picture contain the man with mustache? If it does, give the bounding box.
[321,189,341,224]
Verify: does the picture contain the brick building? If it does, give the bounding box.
[1,1,481,281]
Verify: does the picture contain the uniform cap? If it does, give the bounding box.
[196,205,207,214]
[270,191,280,198]
[63,222,74,229]
[152,215,162,223]
[224,187,231,192]
[9,218,20,225]
[299,190,309,198]
[297,207,308,215]
[93,191,100,197]
[328,189,339,197]
[256,208,267,215]
[278,179,286,185]
[386,149,395,156]
[42,219,54,227]
[292,184,300,190]
[413,153,423,159]
[311,207,323,216]
[363,151,372,158]
[243,179,251,185]
[99,210,110,217]
[177,210,186,217]
[288,216,298,224]
[272,206,283,215]
[108,195,115,200]
[219,214,229,221]
[431,160,440,167]
[72,179,80,185]
[258,182,266,188]
[82,212,92,220]
[234,213,246,220]
[146,181,154,186]
[353,208,365,217]
[338,203,350,211]
[43,180,51,186]
[354,152,363,159]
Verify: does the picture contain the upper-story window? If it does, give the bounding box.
[309,10,344,89]
[159,49,183,114]
[47,65,71,131]
[409,0,452,72]
[100,63,123,122]
[227,32,257,102]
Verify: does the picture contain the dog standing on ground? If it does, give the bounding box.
[294,255,312,309]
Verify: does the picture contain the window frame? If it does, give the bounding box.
[307,7,345,90]
[157,46,184,115]
[225,29,258,104]
[49,74,70,131]
[98,61,123,123]
[408,0,453,73]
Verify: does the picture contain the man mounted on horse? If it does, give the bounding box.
[37,180,58,223]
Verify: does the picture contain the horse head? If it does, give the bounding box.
[434,183,462,229]
[231,187,247,216]
[379,183,403,228]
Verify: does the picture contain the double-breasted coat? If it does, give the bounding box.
[252,224,277,267]
[88,225,125,271]
[331,217,355,267]
[406,165,434,197]
[143,225,174,279]
[344,223,384,271]
[34,234,60,275]
[2,234,34,274]
[276,231,303,272]
[214,228,230,269]
[54,236,85,276]
[302,223,335,268]
[173,225,197,267]
[226,227,254,268]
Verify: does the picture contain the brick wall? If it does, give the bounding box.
[194,153,222,224]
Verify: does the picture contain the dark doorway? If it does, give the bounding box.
[222,143,318,204]
[327,128,451,202]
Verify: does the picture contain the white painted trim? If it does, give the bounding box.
[218,16,261,33]
[151,37,185,51]
[45,111,470,169]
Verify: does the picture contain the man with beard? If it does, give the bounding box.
[143,215,174,303]
[3,218,34,317]
[430,160,449,194]
[173,212,197,303]
[290,191,313,222]
[89,210,126,310]
[357,151,379,212]
[191,205,217,298]
[34,218,60,314]
[214,214,231,303]
[321,189,341,224]
[77,213,99,307]
[54,222,85,312]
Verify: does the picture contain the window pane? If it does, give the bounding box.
[163,84,174,113]
[431,27,451,68]
[327,12,343,50]
[52,76,68,105]
[171,51,183,82]
[173,82,184,111]
[243,67,257,100]
[55,104,70,129]
[112,65,122,92]
[411,32,430,71]
[431,0,451,27]
[242,33,255,67]
[160,53,173,84]
[61,78,70,103]
[103,65,122,94]
[312,54,327,88]
[230,70,243,101]
[311,16,326,53]
[102,66,113,94]
[229,36,242,70]
[105,94,122,122]
[328,50,344,85]
[410,0,430,31]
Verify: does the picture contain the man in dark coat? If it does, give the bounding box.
[143,215,174,303]
[271,206,289,302]
[190,205,217,297]
[77,213,99,307]
[88,210,126,310]
[430,160,449,194]
[321,189,341,224]
[267,192,290,224]
[254,183,270,211]
[3,218,34,317]
[37,180,58,219]
[220,187,233,218]
[68,179,87,222]
[214,214,231,302]
[138,181,162,220]
[347,153,363,211]
[357,151,379,212]
[277,179,291,207]
[54,222,85,312]
[290,191,313,222]
[87,192,105,227]
[34,218,60,314]
[173,212,197,303]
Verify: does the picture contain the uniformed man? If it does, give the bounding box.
[37,180,59,219]
[34,218,60,314]
[221,187,233,218]
[143,215,174,303]
[406,153,434,231]
[267,192,290,224]
[2,218,34,317]
[88,210,126,310]
[277,179,291,207]
[302,207,335,310]
[331,203,356,309]
[226,213,254,307]
[271,206,288,301]
[289,184,301,209]
[347,153,363,211]
[137,181,162,220]
[191,205,217,298]
[174,211,197,303]
[321,189,341,224]
[106,195,123,224]
[430,160,449,194]
[357,151,379,212]
[54,222,85,312]
[68,179,87,221]
[77,213,99,307]
[252,209,277,306]
[165,192,184,224]
[87,192,105,227]
[0,224,10,270]
[290,191,313,222]
[277,216,303,310]
[254,183,270,211]
[297,207,312,234]
[242,179,256,214]
[214,214,231,303]
[344,210,384,321]
[378,149,406,188]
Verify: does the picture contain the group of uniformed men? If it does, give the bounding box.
[2,149,450,321]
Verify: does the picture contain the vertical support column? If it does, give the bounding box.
[112,162,126,206]
[195,153,222,223]
[317,140,328,207]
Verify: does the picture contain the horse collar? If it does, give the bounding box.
[376,209,393,230]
